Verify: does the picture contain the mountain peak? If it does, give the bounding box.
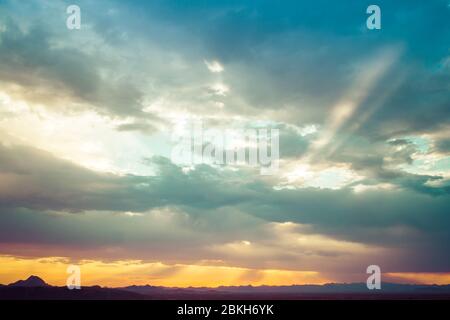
[9,275,50,287]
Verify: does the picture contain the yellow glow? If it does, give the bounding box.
[0,255,330,288]
[385,272,450,285]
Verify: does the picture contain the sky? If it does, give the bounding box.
[0,0,449,287]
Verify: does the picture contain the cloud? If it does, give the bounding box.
[0,19,145,117]
[0,140,449,273]
[204,60,224,73]
[115,120,160,135]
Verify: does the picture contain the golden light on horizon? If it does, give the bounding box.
[0,255,330,288]
[385,272,450,285]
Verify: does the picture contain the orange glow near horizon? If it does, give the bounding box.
[385,272,450,285]
[0,255,331,288]
[2,256,450,287]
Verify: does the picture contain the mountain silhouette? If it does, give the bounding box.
[1,276,450,299]
[8,275,50,287]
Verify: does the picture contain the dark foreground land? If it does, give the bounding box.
[1,276,450,300]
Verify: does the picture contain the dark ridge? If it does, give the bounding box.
[1,276,450,300]
[8,275,49,288]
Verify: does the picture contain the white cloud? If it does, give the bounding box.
[204,60,224,73]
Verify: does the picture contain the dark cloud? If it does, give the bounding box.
[0,19,145,117]
[435,139,450,154]
[0,143,255,212]
[0,142,134,211]
[111,0,450,137]
[0,141,449,271]
[278,125,312,158]
[116,120,162,135]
